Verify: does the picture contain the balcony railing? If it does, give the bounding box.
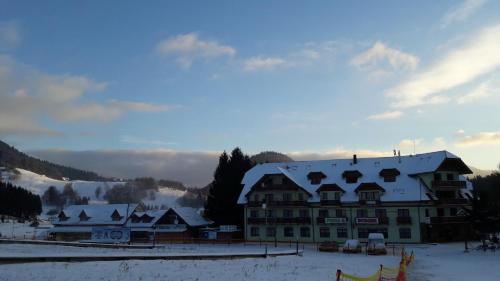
[316,217,348,224]
[247,217,311,224]
[355,217,388,225]
[396,217,412,225]
[320,199,341,206]
[429,216,468,224]
[432,180,466,189]
[247,200,309,207]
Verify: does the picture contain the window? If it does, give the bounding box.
[299,209,308,218]
[266,209,275,218]
[297,193,304,201]
[311,177,322,185]
[254,194,260,202]
[321,192,328,200]
[360,191,380,200]
[283,193,292,201]
[398,209,410,217]
[336,209,346,218]
[266,227,276,237]
[437,208,444,217]
[383,176,396,182]
[346,176,358,184]
[319,209,329,218]
[265,194,274,203]
[333,192,341,200]
[250,227,260,237]
[450,208,457,216]
[250,210,259,218]
[300,227,310,237]
[358,228,369,239]
[283,209,293,218]
[284,227,294,237]
[356,209,368,218]
[375,209,387,218]
[337,227,348,238]
[111,210,122,221]
[434,173,442,181]
[399,228,411,239]
[320,227,330,238]
[425,209,430,217]
[447,173,454,181]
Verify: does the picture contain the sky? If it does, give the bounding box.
[1,0,500,186]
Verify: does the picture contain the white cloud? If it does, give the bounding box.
[386,24,500,108]
[351,41,419,77]
[288,148,391,161]
[243,56,287,71]
[120,135,176,146]
[441,0,487,29]
[457,79,494,104]
[456,131,500,147]
[367,110,403,120]
[0,55,172,136]
[0,20,21,49]
[156,33,236,69]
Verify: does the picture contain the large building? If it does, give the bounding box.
[237,151,473,243]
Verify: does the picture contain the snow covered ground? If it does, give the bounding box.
[0,242,498,281]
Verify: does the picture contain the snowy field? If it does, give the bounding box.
[0,242,499,281]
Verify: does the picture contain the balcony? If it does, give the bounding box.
[396,217,412,225]
[247,217,311,225]
[358,199,381,206]
[429,216,468,224]
[316,217,348,224]
[320,199,341,206]
[432,180,466,189]
[355,217,388,225]
[437,198,469,205]
[247,200,309,207]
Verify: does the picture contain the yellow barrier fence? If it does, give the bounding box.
[336,249,414,281]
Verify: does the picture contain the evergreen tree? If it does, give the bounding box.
[205,148,253,226]
[42,186,64,207]
[0,181,42,218]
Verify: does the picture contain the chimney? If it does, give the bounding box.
[353,154,357,164]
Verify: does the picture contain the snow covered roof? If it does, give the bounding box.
[170,207,213,227]
[238,150,473,204]
[54,204,138,226]
[126,210,168,227]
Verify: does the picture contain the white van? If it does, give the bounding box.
[367,233,387,255]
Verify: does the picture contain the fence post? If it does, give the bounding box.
[296,240,299,255]
[265,244,268,257]
[336,269,341,281]
[379,264,383,281]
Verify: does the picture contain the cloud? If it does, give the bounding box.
[156,33,236,69]
[0,55,172,137]
[120,135,176,146]
[351,41,419,77]
[0,20,21,49]
[367,110,403,120]
[456,131,500,147]
[386,24,500,108]
[457,79,495,104]
[441,0,487,29]
[243,56,287,71]
[29,149,220,187]
[288,148,391,161]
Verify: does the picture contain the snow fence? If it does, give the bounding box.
[336,249,414,281]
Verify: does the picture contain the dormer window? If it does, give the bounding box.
[79,211,90,221]
[58,212,69,221]
[379,168,400,182]
[342,170,362,184]
[142,214,153,223]
[316,184,345,201]
[111,210,122,221]
[307,171,326,185]
[130,214,141,223]
[355,182,385,202]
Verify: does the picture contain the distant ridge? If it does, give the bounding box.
[0,140,107,181]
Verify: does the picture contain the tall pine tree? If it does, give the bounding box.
[205,148,253,226]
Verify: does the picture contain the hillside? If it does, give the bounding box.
[0,140,106,181]
[250,151,293,164]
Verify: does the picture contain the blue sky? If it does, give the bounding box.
[1,0,500,180]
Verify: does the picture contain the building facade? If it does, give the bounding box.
[237,151,473,244]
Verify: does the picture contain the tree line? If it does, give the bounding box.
[470,172,500,234]
[42,184,89,208]
[0,181,42,219]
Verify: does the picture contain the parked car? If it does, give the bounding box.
[343,239,362,253]
[367,233,387,255]
[318,241,339,252]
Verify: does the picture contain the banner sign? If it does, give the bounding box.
[91,227,130,243]
[355,217,379,224]
[325,217,347,224]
